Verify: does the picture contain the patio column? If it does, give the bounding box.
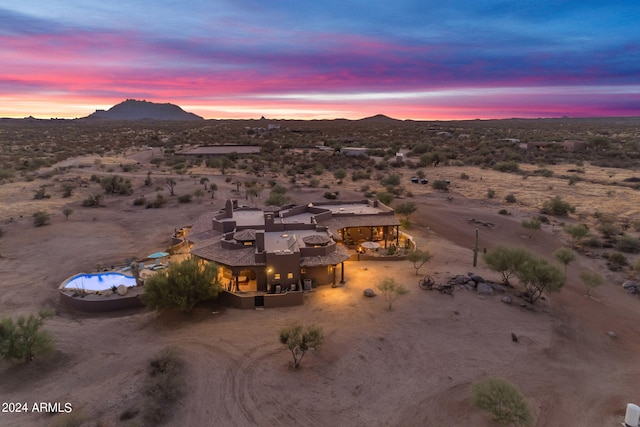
[340,262,345,284]
[396,225,399,246]
[332,265,336,286]
[384,226,388,248]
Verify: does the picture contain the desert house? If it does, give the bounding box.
[177,144,261,157]
[186,199,400,300]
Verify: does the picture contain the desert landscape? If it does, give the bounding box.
[1,116,640,426]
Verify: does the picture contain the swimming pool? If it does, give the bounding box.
[61,272,137,292]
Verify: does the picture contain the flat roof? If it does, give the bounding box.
[178,145,261,155]
[320,203,383,215]
[222,210,265,227]
[264,232,299,252]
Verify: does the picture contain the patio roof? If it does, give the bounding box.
[300,245,350,267]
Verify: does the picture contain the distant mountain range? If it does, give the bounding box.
[85,99,204,121]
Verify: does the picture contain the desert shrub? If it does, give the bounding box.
[493,161,520,173]
[487,188,495,199]
[279,323,324,368]
[605,252,627,271]
[143,348,184,425]
[333,169,347,183]
[0,168,14,183]
[460,172,470,180]
[583,236,603,248]
[142,258,221,313]
[32,210,50,227]
[541,196,575,217]
[505,194,517,203]
[533,168,554,178]
[376,192,394,205]
[432,180,449,192]
[177,194,192,203]
[133,196,146,206]
[266,191,290,206]
[537,215,549,224]
[567,175,581,186]
[61,183,74,198]
[580,271,603,298]
[597,222,619,242]
[309,178,320,188]
[147,194,166,209]
[351,170,370,181]
[0,310,55,363]
[100,175,133,195]
[381,173,401,187]
[498,209,510,215]
[33,186,50,200]
[82,194,103,207]
[616,235,640,253]
[521,219,541,232]
[62,207,73,219]
[471,377,532,426]
[376,277,408,310]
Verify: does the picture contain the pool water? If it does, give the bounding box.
[62,272,137,292]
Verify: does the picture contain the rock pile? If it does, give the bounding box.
[622,280,640,294]
[448,273,508,297]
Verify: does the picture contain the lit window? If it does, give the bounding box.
[274,273,281,280]
[287,272,294,279]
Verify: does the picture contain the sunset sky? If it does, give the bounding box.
[2,1,639,120]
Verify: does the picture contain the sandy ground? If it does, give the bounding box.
[0,154,639,426]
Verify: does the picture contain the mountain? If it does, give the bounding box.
[85,99,204,121]
[358,114,398,122]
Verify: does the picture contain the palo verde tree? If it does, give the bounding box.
[142,258,221,314]
[564,223,589,248]
[0,310,55,363]
[407,249,433,275]
[580,271,603,298]
[483,246,533,286]
[516,257,565,304]
[166,178,177,196]
[376,277,408,310]
[553,247,575,274]
[333,169,347,184]
[395,202,418,223]
[521,218,541,238]
[279,323,323,369]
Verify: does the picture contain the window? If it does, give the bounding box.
[274,273,281,280]
[287,272,294,279]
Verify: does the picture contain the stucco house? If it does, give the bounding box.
[186,199,400,296]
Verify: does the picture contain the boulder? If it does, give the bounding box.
[491,283,507,293]
[363,288,376,297]
[116,285,128,296]
[453,275,469,285]
[622,280,637,289]
[477,283,494,296]
[470,274,485,284]
[501,296,513,304]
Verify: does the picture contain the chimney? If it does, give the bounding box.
[256,231,265,252]
[264,213,274,230]
[225,199,234,217]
